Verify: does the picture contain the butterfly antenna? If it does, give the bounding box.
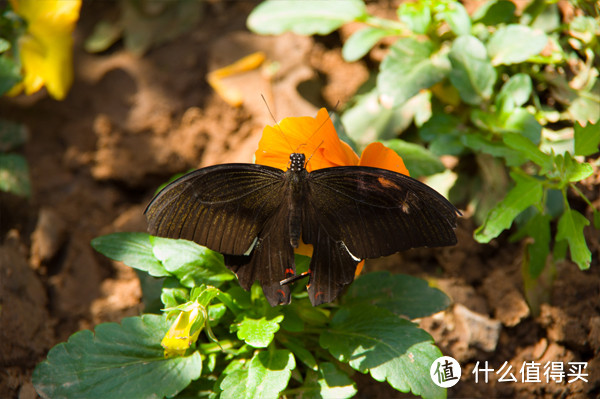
[261,94,294,152]
[305,140,324,167]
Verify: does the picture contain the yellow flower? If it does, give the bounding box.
[161,305,203,358]
[255,108,410,276]
[8,0,81,100]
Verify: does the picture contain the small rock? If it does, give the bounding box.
[454,303,502,352]
[30,208,66,268]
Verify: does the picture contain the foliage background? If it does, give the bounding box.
[0,1,598,398]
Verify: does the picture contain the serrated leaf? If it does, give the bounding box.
[574,121,600,156]
[0,153,31,197]
[378,37,449,107]
[220,350,295,399]
[235,315,284,348]
[321,305,444,399]
[475,172,543,243]
[556,209,591,270]
[151,236,234,287]
[300,363,357,399]
[247,0,366,36]
[448,35,497,105]
[33,315,202,399]
[487,24,548,65]
[496,73,532,114]
[342,27,395,62]
[381,139,445,177]
[344,272,450,319]
[91,232,168,277]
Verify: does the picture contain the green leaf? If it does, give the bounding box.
[33,315,202,399]
[381,139,445,177]
[472,0,517,26]
[378,37,449,107]
[563,158,593,182]
[220,349,295,399]
[300,362,357,399]
[279,338,318,372]
[569,15,600,44]
[474,172,543,243]
[321,305,444,399]
[342,27,395,62]
[496,73,532,114]
[0,38,10,53]
[0,153,31,197]
[342,88,431,145]
[398,1,431,34]
[556,209,591,270]
[502,108,542,144]
[247,0,367,35]
[487,24,548,65]
[434,1,471,36]
[84,20,123,53]
[448,35,497,105]
[461,134,527,166]
[0,56,21,96]
[502,132,552,170]
[574,121,600,156]
[0,118,28,152]
[511,212,551,278]
[91,232,168,277]
[343,272,450,319]
[235,315,284,348]
[419,113,466,155]
[151,236,234,287]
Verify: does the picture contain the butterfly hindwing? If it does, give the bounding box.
[225,204,295,306]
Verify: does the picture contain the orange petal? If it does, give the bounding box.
[355,260,365,277]
[255,108,359,172]
[359,142,410,176]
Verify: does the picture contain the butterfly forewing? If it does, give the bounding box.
[305,166,459,259]
[145,164,285,255]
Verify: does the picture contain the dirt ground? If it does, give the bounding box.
[1,2,598,399]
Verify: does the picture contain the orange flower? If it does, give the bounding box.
[255,108,409,175]
[255,108,410,275]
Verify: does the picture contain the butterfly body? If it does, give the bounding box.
[145,153,459,306]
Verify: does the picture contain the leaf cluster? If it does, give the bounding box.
[33,233,451,399]
[248,0,599,280]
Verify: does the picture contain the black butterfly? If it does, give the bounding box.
[145,152,459,306]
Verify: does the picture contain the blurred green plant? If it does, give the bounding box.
[248,0,599,298]
[85,0,204,56]
[0,118,30,196]
[33,233,450,399]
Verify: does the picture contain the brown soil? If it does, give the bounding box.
[1,2,598,399]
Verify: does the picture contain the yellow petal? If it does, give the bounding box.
[161,307,203,358]
[10,0,81,99]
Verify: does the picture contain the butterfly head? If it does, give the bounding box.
[289,153,306,172]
